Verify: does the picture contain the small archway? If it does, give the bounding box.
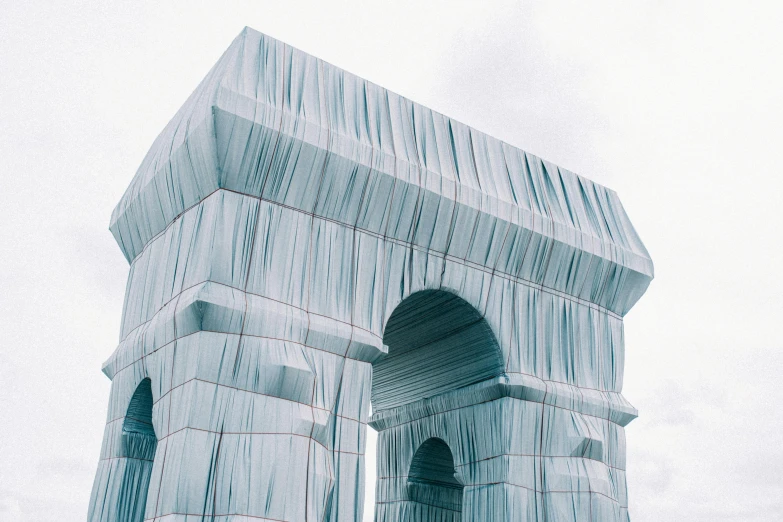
[372,289,504,411]
[405,438,463,520]
[118,378,157,522]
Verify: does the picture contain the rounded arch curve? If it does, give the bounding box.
[122,377,157,460]
[372,289,504,411]
[406,437,463,517]
[117,378,157,522]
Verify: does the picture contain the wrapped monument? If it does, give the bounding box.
[87,27,654,522]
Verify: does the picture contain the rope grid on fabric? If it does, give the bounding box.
[87,27,653,522]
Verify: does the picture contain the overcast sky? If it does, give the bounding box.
[1,1,781,521]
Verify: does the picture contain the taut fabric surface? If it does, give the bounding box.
[88,27,653,522]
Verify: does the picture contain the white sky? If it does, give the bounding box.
[1,1,781,521]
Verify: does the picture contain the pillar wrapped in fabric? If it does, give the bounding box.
[87,27,653,522]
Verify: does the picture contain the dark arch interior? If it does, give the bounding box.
[372,290,504,411]
[118,378,157,522]
[122,378,156,461]
[406,438,463,519]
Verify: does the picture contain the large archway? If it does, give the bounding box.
[372,289,505,412]
[369,290,504,521]
[118,378,157,522]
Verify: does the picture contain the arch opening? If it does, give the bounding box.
[372,290,504,411]
[118,378,157,522]
[406,438,463,519]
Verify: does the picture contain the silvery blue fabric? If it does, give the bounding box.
[87,27,653,522]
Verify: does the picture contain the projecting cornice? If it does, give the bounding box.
[110,27,653,315]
